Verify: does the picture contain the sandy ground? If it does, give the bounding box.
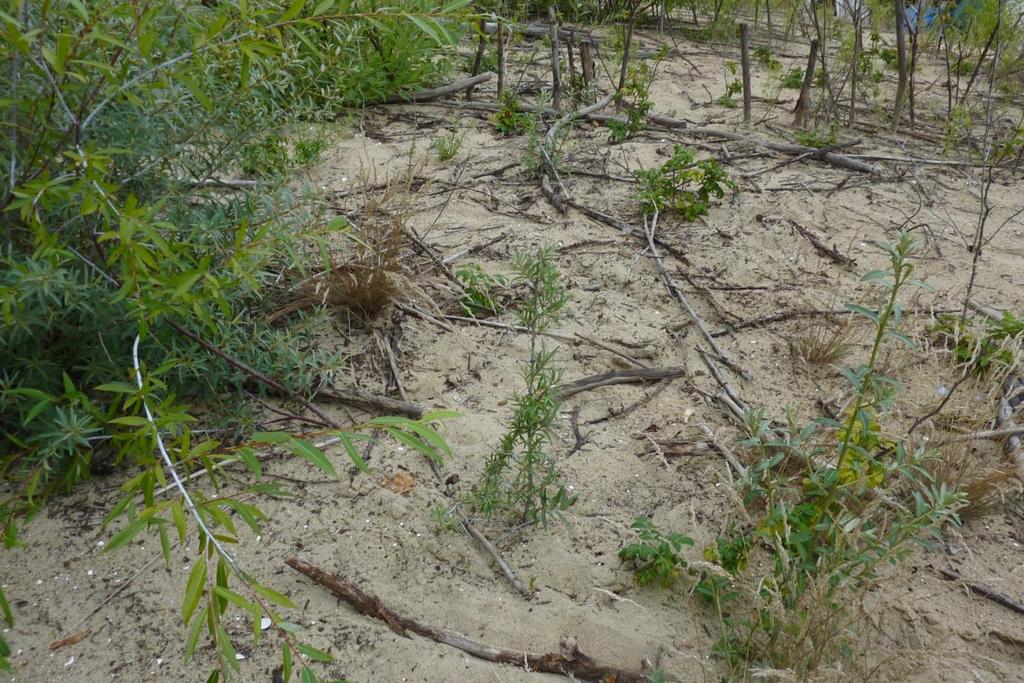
[4,18,1024,683]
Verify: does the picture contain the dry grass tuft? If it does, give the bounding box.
[790,315,857,366]
[270,165,434,323]
[928,441,1021,520]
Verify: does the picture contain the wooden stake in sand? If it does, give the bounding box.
[793,39,819,128]
[739,23,752,124]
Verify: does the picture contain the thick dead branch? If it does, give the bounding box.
[939,568,1024,616]
[285,558,652,682]
[384,72,494,104]
[557,367,685,399]
[315,385,423,420]
[757,214,855,266]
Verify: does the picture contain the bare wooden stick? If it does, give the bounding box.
[739,23,752,124]
[644,213,752,380]
[466,20,488,100]
[757,214,855,266]
[939,568,1024,616]
[460,519,533,599]
[497,20,505,98]
[573,332,650,369]
[549,5,562,110]
[314,385,423,420]
[793,39,819,128]
[580,41,594,89]
[384,72,494,104]
[557,367,685,399]
[285,558,652,682]
[541,92,616,211]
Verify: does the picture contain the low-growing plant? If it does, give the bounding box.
[607,48,666,143]
[794,126,838,148]
[780,66,805,89]
[754,46,782,72]
[715,61,743,108]
[433,129,465,161]
[474,247,575,527]
[293,134,331,167]
[492,92,532,135]
[456,263,508,317]
[696,234,965,677]
[932,311,1024,375]
[634,145,736,220]
[619,516,695,587]
[790,316,857,365]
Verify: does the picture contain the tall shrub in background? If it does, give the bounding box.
[0,0,468,678]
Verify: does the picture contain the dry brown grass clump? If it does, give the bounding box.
[270,168,432,323]
[927,441,1022,520]
[790,316,857,366]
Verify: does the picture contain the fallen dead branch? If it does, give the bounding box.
[541,92,616,211]
[939,568,1024,616]
[285,558,653,682]
[757,214,855,267]
[460,519,533,599]
[315,384,423,420]
[644,212,752,380]
[556,367,685,399]
[384,72,494,104]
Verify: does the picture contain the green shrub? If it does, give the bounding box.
[456,263,507,316]
[933,311,1024,375]
[433,129,466,161]
[475,247,574,527]
[619,517,695,587]
[780,67,805,89]
[698,234,964,677]
[794,126,838,148]
[492,92,532,135]
[0,1,467,679]
[634,145,736,219]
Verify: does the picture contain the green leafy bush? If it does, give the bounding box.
[492,92,532,135]
[780,66,805,89]
[456,263,507,317]
[933,311,1024,375]
[634,145,736,219]
[619,517,695,587]
[475,247,575,527]
[0,0,469,679]
[698,235,965,677]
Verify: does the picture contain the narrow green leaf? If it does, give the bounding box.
[300,666,318,683]
[184,607,207,661]
[297,644,333,662]
[337,432,369,473]
[279,0,306,22]
[105,515,151,552]
[287,439,337,478]
[182,560,207,623]
[252,583,296,610]
[252,431,290,444]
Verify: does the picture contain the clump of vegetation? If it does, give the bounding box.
[0,1,465,679]
[619,516,694,587]
[492,92,532,135]
[699,234,964,676]
[790,316,857,365]
[632,236,965,678]
[474,247,575,527]
[433,129,465,161]
[634,145,736,220]
[928,442,1020,520]
[715,62,743,108]
[754,46,782,72]
[794,126,838,148]
[607,48,665,143]
[780,66,805,89]
[456,264,508,317]
[933,311,1024,375]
